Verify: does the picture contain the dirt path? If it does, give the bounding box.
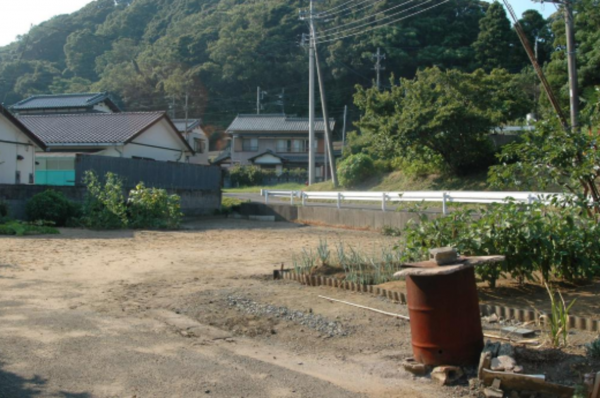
[0,220,449,398]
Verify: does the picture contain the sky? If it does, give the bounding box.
[0,0,556,47]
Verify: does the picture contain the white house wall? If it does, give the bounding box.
[187,127,209,165]
[99,119,190,162]
[0,115,36,184]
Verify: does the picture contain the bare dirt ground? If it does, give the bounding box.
[0,219,457,398]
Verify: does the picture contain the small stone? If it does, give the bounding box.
[501,326,535,338]
[491,355,517,371]
[487,314,499,324]
[402,358,431,376]
[513,365,524,374]
[431,365,463,386]
[429,247,458,265]
[498,343,514,357]
[483,341,501,357]
[483,387,504,398]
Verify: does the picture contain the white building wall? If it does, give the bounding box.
[186,127,209,165]
[0,115,37,184]
[98,119,191,162]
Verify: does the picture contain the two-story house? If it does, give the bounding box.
[172,118,209,165]
[218,114,335,179]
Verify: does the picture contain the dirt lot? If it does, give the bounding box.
[1,219,598,397]
[0,219,455,398]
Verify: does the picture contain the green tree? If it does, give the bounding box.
[64,29,109,80]
[472,2,521,71]
[354,67,531,174]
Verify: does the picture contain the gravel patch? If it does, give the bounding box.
[227,296,350,338]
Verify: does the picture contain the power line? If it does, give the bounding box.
[316,0,450,44]
[319,0,388,20]
[317,0,380,18]
[316,0,435,40]
[319,0,417,34]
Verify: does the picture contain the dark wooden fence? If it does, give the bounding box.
[74,154,221,190]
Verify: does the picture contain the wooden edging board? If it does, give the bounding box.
[281,271,599,333]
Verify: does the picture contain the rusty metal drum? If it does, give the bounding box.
[405,266,484,366]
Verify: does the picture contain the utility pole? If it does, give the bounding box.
[532,0,578,131]
[300,2,316,185]
[342,105,348,148]
[372,47,386,90]
[184,91,189,141]
[563,1,579,131]
[256,86,261,115]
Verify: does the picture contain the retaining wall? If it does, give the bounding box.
[0,184,221,219]
[240,202,432,230]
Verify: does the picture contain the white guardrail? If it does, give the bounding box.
[260,190,565,215]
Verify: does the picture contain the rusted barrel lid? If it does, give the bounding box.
[394,255,505,278]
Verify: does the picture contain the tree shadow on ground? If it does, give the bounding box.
[0,361,91,398]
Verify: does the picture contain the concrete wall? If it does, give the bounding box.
[0,114,37,185]
[0,184,221,220]
[240,202,435,231]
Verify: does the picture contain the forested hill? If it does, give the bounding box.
[0,0,562,135]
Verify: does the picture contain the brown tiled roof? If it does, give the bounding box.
[16,112,189,150]
[226,114,335,134]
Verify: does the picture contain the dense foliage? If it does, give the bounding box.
[25,190,80,226]
[228,166,307,187]
[82,171,129,229]
[0,220,59,236]
[81,171,185,229]
[337,153,375,188]
[401,201,600,287]
[128,183,182,229]
[353,67,530,174]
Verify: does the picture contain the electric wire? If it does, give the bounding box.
[317,0,387,20]
[318,0,417,34]
[316,0,450,44]
[316,0,435,40]
[317,0,382,18]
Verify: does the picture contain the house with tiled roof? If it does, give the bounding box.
[0,105,46,185]
[10,92,121,115]
[172,118,209,165]
[17,112,194,186]
[217,114,336,180]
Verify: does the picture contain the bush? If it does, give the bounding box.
[586,338,600,359]
[401,200,600,287]
[337,154,375,188]
[229,165,265,187]
[25,190,79,227]
[128,183,182,229]
[82,171,128,229]
[0,220,59,236]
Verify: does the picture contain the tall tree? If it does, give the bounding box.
[472,1,520,72]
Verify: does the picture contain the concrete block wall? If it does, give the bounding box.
[0,184,221,220]
[240,202,435,230]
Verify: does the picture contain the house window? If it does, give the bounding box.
[277,139,308,153]
[194,138,205,153]
[242,138,258,152]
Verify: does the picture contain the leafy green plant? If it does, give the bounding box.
[381,226,402,237]
[25,190,79,227]
[218,197,249,215]
[585,338,600,359]
[0,220,59,236]
[127,183,182,229]
[337,153,375,188]
[316,238,330,266]
[228,165,266,187]
[401,200,600,287]
[82,171,128,229]
[544,282,576,348]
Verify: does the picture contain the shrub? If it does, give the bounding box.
[401,200,600,287]
[585,338,600,359]
[337,154,375,188]
[25,190,79,226]
[127,183,182,229]
[82,171,128,229]
[229,165,265,187]
[0,220,59,236]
